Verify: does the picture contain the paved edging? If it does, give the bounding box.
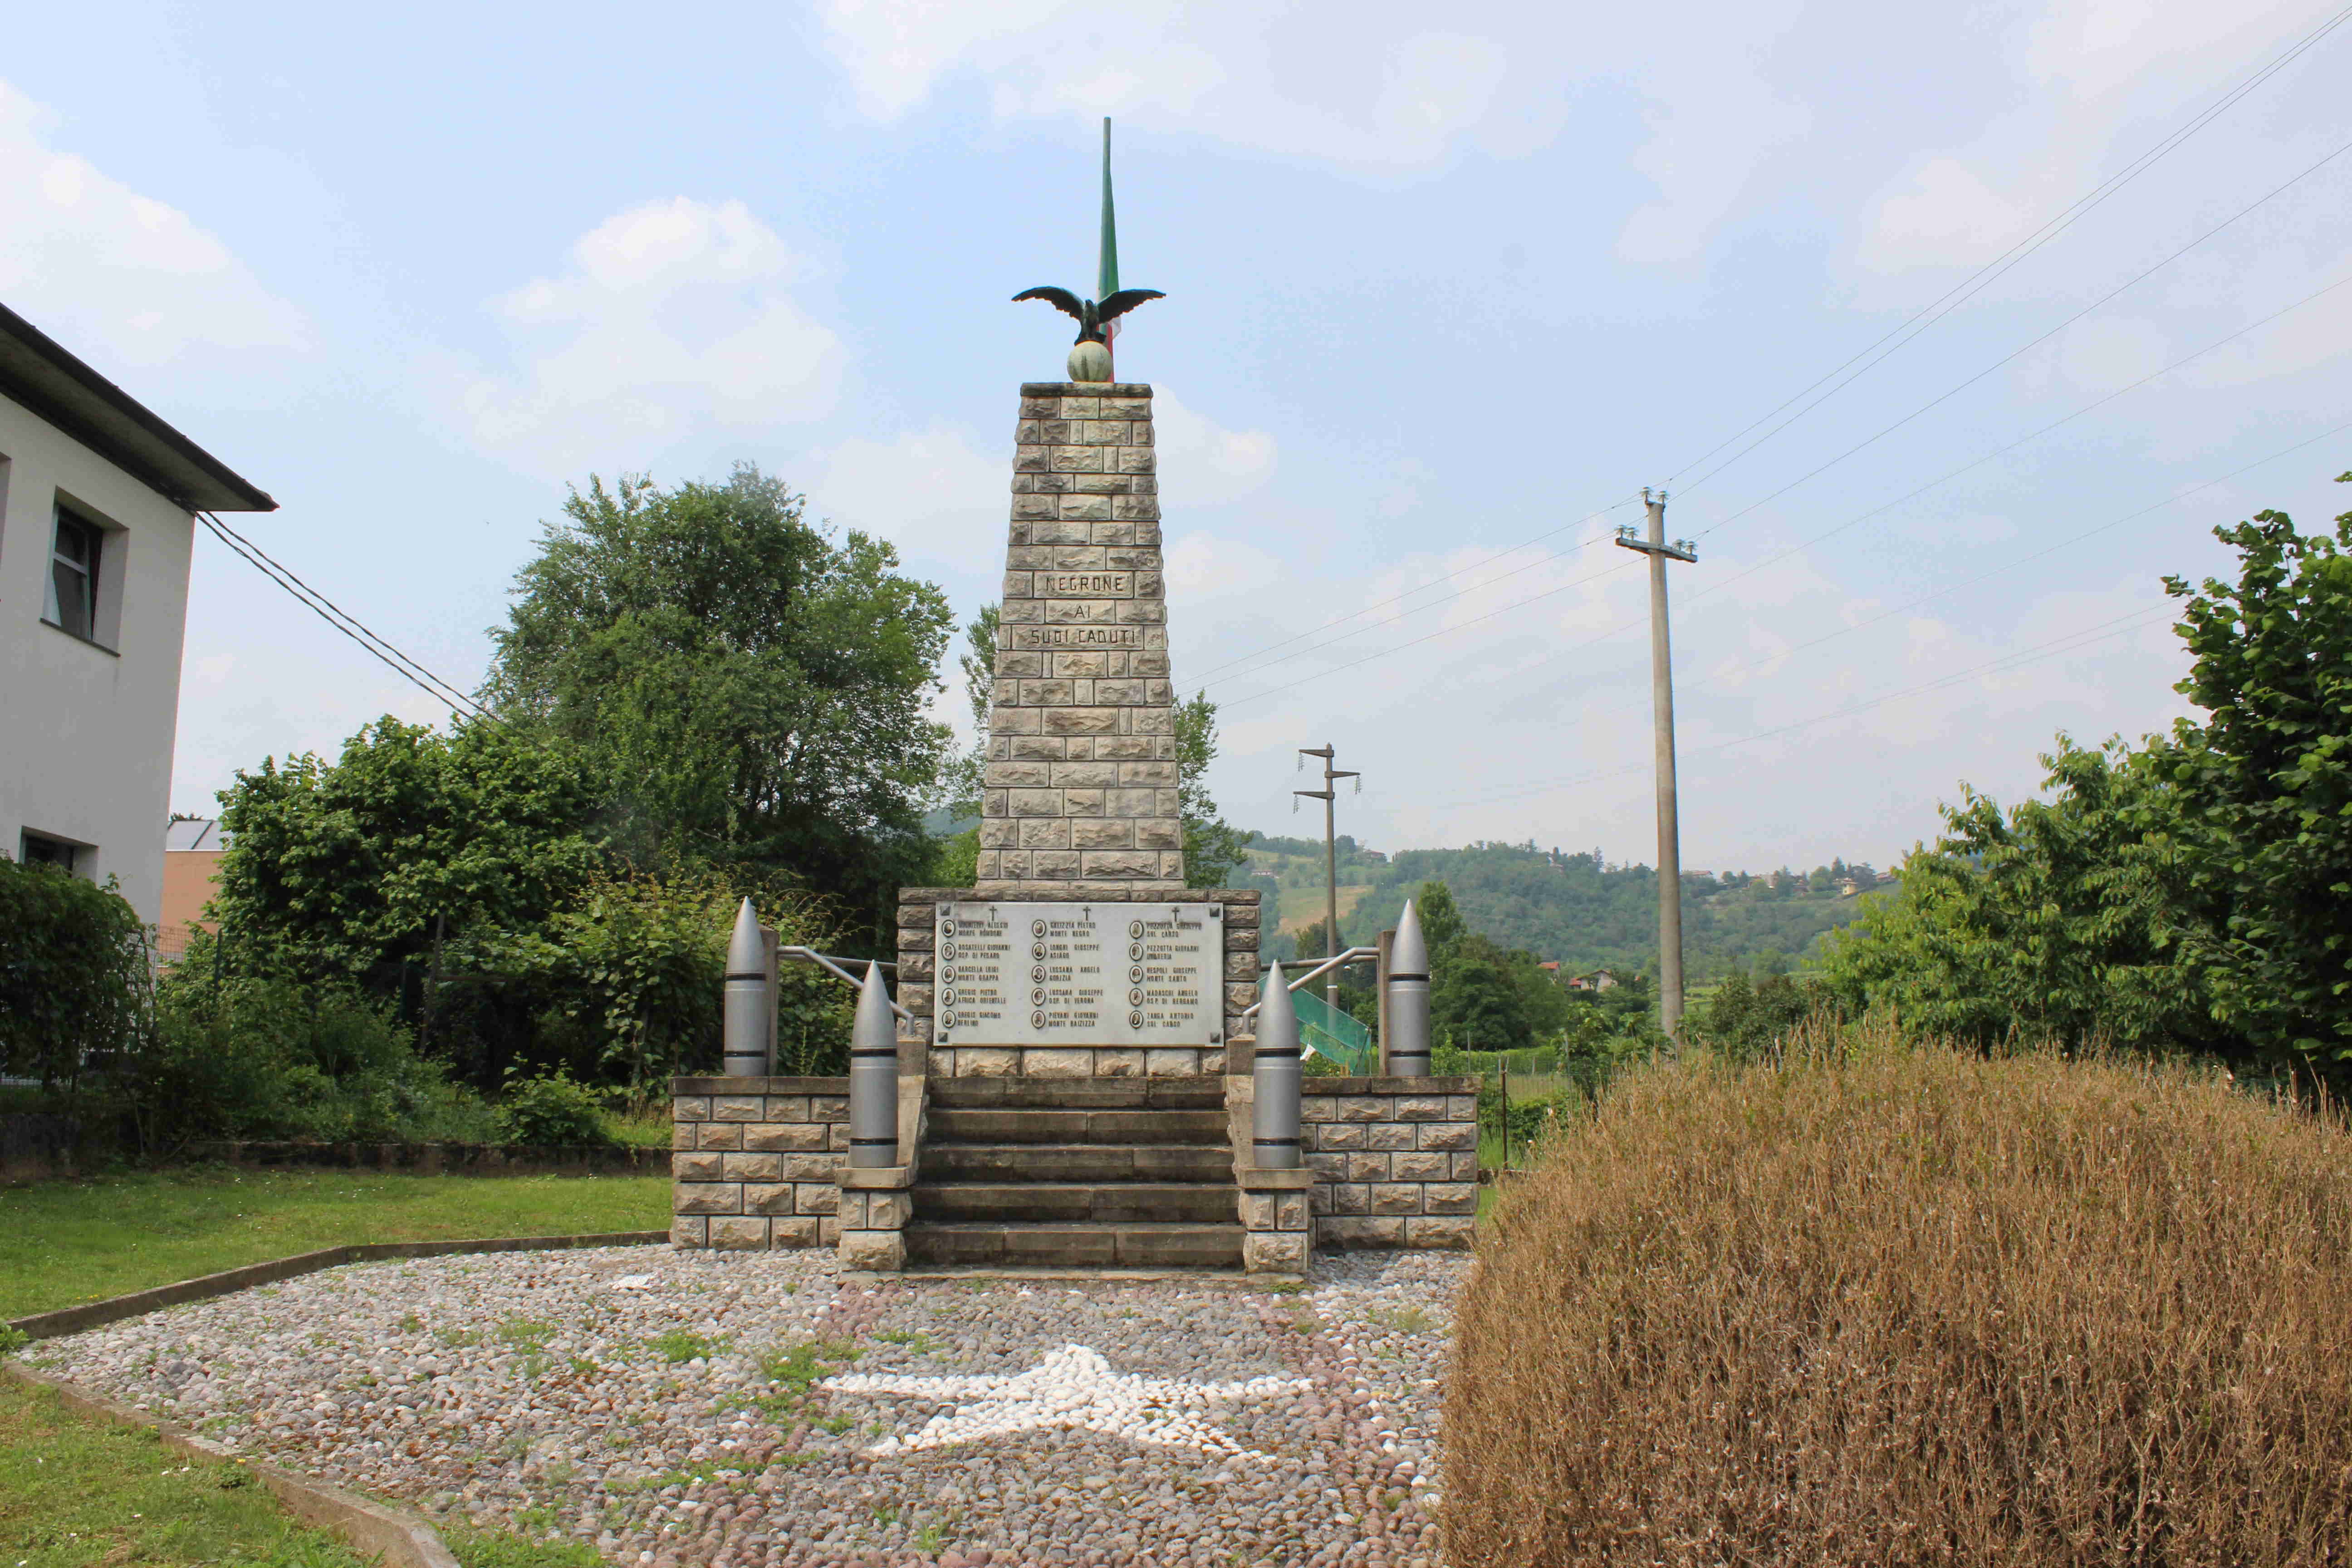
[6,1230,669,1342]
[3,1358,460,1568]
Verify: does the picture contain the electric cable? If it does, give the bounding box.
[1663,2,2352,492]
[197,511,502,728]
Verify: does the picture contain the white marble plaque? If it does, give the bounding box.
[933,901,1221,1047]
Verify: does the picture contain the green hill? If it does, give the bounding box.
[1246,836,1890,979]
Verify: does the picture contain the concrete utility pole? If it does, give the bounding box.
[1294,744,1359,1019]
[1613,490,1698,1041]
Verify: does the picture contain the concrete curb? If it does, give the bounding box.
[3,1359,460,1568]
[6,1230,669,1342]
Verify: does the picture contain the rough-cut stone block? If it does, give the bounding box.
[1240,1192,1277,1230]
[670,1215,709,1248]
[1044,708,1120,735]
[1425,1183,1480,1214]
[1313,1122,1367,1151]
[774,1216,820,1248]
[779,1152,840,1181]
[794,1181,838,1215]
[1392,1151,1450,1182]
[1395,1095,1451,1122]
[1305,1151,1348,1181]
[1023,1048,1096,1078]
[673,1096,711,1122]
[673,1123,696,1150]
[709,1216,770,1250]
[1320,1215,1407,1249]
[721,1152,784,1181]
[1417,1122,1477,1151]
[674,1182,742,1215]
[1084,850,1160,879]
[1071,818,1133,849]
[696,1123,743,1151]
[811,1096,848,1122]
[713,1095,763,1122]
[1276,1193,1309,1230]
[1366,1122,1416,1151]
[1033,850,1080,877]
[1369,1183,1424,1215]
[1244,1232,1309,1274]
[1346,1153,1391,1182]
[838,1190,869,1229]
[1406,1216,1476,1249]
[1096,1049,1146,1077]
[1451,1152,1481,1180]
[743,1182,798,1216]
[1052,760,1120,788]
[840,1230,906,1272]
[865,1191,912,1230]
[1135,818,1182,850]
[1146,1048,1204,1076]
[1335,1096,1388,1123]
[957,1048,1019,1076]
[672,1151,723,1181]
[1449,1096,1480,1120]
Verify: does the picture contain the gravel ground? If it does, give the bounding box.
[30,1245,1470,1567]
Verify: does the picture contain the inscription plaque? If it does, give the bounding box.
[934,901,1220,1047]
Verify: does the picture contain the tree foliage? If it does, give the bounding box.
[1821,475,2352,1085]
[1174,690,1252,889]
[0,857,151,1090]
[482,466,954,933]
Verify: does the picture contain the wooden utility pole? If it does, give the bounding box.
[1613,490,1698,1040]
[1295,744,1359,1020]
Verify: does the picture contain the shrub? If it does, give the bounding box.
[1447,1030,2352,1566]
[0,856,150,1089]
[141,977,493,1147]
[494,1072,611,1147]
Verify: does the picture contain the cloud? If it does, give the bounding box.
[1152,389,1276,506]
[456,198,846,477]
[816,3,1564,172]
[1617,62,1810,264]
[0,80,305,368]
[1858,157,2035,274]
[807,422,1004,573]
[1164,532,1282,600]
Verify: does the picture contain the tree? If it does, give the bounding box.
[2151,481,2352,1071]
[1175,690,1253,889]
[943,603,998,818]
[0,857,150,1092]
[482,466,954,937]
[206,717,604,991]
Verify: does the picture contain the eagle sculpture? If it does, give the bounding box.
[1013,286,1165,382]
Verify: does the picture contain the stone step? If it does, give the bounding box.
[926,1077,1224,1112]
[914,1182,1239,1224]
[904,1221,1245,1269]
[926,1107,1230,1147]
[920,1143,1234,1183]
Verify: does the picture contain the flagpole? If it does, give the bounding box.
[1099,116,1117,381]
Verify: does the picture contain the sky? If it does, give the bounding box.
[5,0,2349,876]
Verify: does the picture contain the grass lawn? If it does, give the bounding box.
[0,1167,671,1321]
[0,1374,370,1568]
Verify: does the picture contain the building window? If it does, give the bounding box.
[43,505,103,642]
[19,830,87,877]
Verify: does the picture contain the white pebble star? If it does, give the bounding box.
[821,1344,1314,1458]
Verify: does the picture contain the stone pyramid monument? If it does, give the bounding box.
[975,381,1185,896]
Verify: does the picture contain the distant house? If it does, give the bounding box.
[0,302,275,926]
[1567,970,1618,992]
[1837,877,1860,897]
[1538,959,1561,972]
[160,816,228,960]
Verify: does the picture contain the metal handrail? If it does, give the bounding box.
[780,947,911,1021]
[1239,946,1381,1020]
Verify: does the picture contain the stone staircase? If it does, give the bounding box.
[906,1077,1243,1269]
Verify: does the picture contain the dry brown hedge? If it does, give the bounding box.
[1446,1034,2352,1567]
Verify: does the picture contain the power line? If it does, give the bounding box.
[1182,13,2348,699]
[1682,131,2352,536]
[1182,497,1639,688]
[1211,264,2352,709]
[1435,414,2352,812]
[197,511,500,728]
[1662,2,2352,493]
[1436,603,2179,814]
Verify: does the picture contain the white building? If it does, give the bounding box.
[0,302,274,926]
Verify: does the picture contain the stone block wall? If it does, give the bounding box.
[669,1077,849,1250]
[981,381,1183,898]
[1230,1075,1480,1250]
[895,886,1259,1079]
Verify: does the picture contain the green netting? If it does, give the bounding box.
[1291,988,1378,1075]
